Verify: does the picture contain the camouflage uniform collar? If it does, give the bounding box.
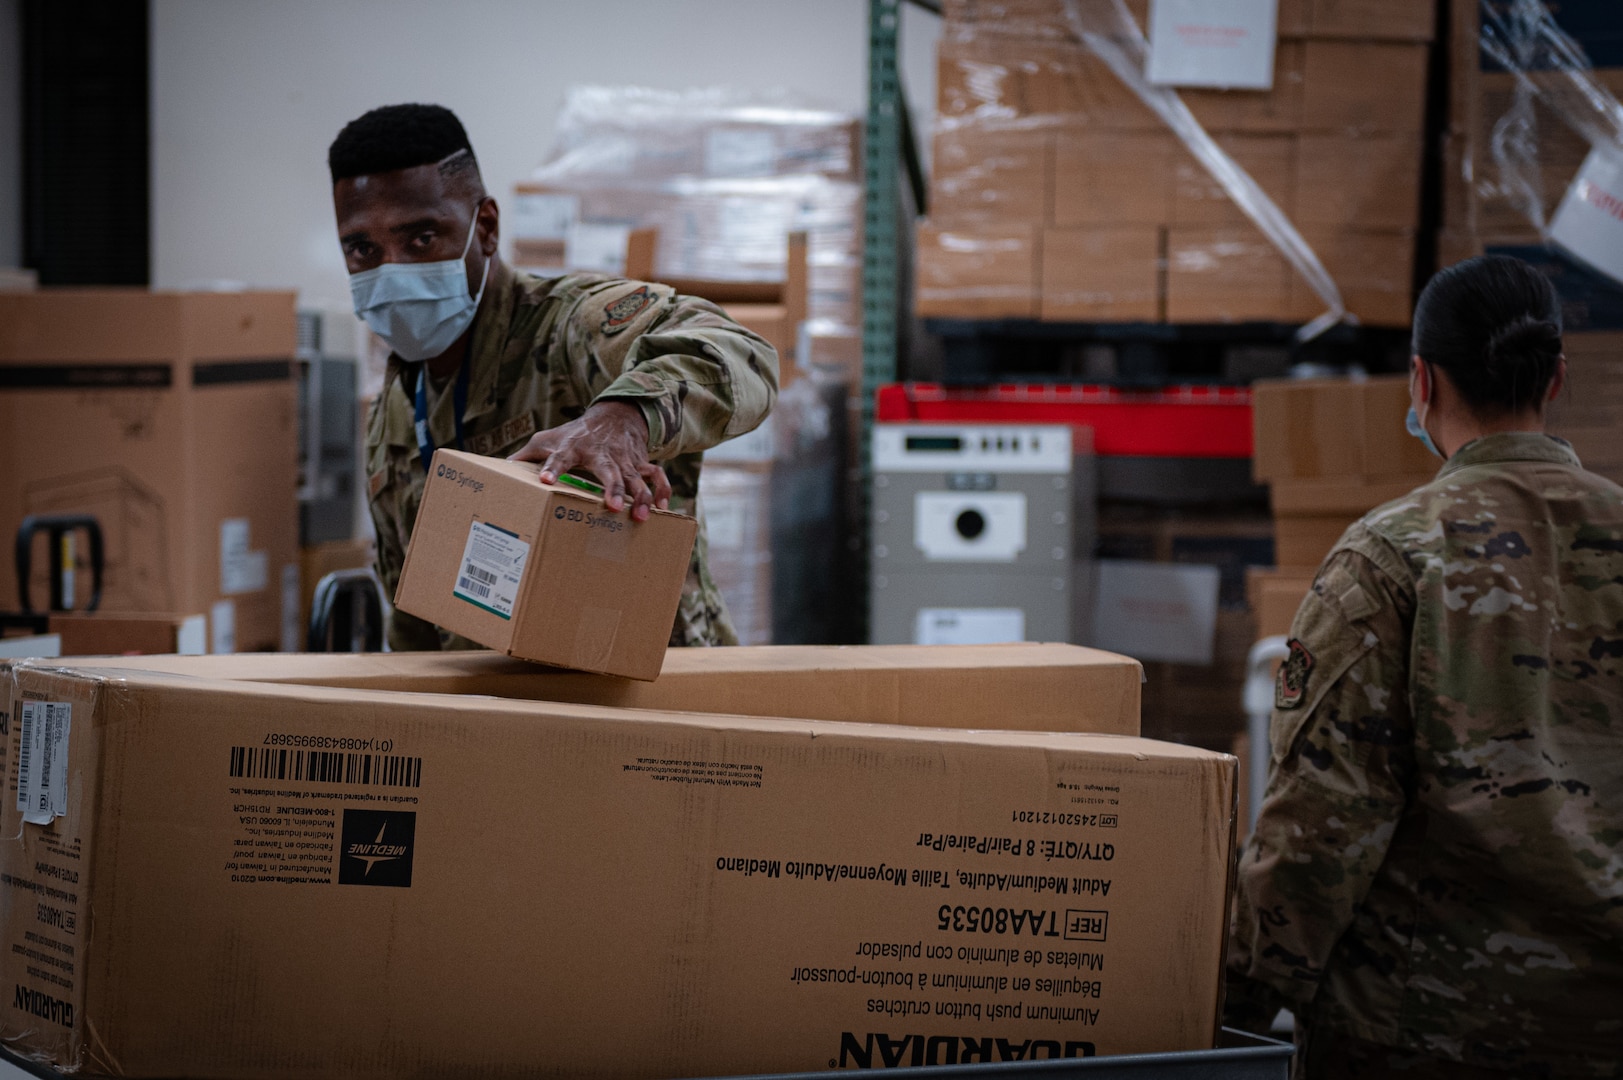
[1440,432,1580,478]
[459,258,518,425]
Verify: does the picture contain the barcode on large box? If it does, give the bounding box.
[229,747,422,788]
[17,701,71,824]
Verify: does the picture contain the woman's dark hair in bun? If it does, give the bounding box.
[1412,254,1564,416]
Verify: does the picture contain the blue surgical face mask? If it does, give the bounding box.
[349,204,489,362]
[1406,405,1443,460]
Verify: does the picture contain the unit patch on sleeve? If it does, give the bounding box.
[600,285,657,336]
[1276,638,1315,710]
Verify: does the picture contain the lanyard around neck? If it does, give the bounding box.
[413,359,471,473]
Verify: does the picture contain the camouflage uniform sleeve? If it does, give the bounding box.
[555,278,780,459]
[1225,526,1418,1028]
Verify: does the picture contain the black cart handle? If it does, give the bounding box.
[15,515,104,614]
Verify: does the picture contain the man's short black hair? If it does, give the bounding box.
[328,103,480,184]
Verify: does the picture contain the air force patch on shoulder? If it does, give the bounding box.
[1276,638,1315,710]
[600,285,656,336]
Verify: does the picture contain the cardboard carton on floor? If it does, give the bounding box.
[0,660,1233,1078]
[0,289,299,652]
[56,641,1146,736]
[47,612,208,657]
[394,449,696,680]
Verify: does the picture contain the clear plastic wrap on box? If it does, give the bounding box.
[540,85,859,185]
[698,369,848,646]
[515,87,863,332]
[923,0,1394,331]
[1452,0,1623,273]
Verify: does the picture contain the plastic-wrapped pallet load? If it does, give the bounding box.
[1439,0,1623,486]
[699,369,849,645]
[919,0,1435,328]
[510,86,863,343]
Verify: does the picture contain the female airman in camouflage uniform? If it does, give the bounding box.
[1227,256,1623,1078]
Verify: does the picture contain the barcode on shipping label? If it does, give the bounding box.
[453,521,529,619]
[17,701,71,825]
[229,747,422,788]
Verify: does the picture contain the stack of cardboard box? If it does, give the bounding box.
[1550,332,1623,487]
[1248,375,1437,636]
[0,644,1245,1076]
[698,374,849,646]
[0,291,301,654]
[1096,507,1275,748]
[918,0,1434,326]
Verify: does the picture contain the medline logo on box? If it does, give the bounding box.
[338,810,416,888]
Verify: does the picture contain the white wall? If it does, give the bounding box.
[152,0,940,311]
[0,0,21,269]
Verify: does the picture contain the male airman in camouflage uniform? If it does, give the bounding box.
[1226,433,1623,1077]
[331,105,777,652]
[367,264,777,651]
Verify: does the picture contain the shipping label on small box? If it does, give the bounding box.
[1148,0,1279,90]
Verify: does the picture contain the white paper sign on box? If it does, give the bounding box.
[1148,0,1278,90]
[1090,560,1221,666]
[1551,145,1623,287]
[914,608,1027,646]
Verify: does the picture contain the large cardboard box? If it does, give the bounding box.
[46,612,207,657]
[1245,567,1318,640]
[1052,133,1180,227]
[1252,375,1438,482]
[932,130,1054,225]
[0,661,1234,1077]
[916,223,1042,319]
[1166,226,1293,323]
[394,450,696,680]
[1273,513,1358,569]
[1041,228,1162,322]
[55,642,1145,736]
[943,0,1435,43]
[0,290,299,652]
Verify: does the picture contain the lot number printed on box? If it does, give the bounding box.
[454,521,529,619]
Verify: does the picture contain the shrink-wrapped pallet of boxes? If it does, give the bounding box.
[919,0,1434,326]
[510,86,863,355]
[696,370,849,646]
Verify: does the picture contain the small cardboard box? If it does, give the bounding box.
[0,660,1233,1078]
[394,450,697,679]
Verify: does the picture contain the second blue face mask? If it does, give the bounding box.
[349,205,489,362]
[1406,405,1444,460]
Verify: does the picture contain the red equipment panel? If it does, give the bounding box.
[875,384,1254,459]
